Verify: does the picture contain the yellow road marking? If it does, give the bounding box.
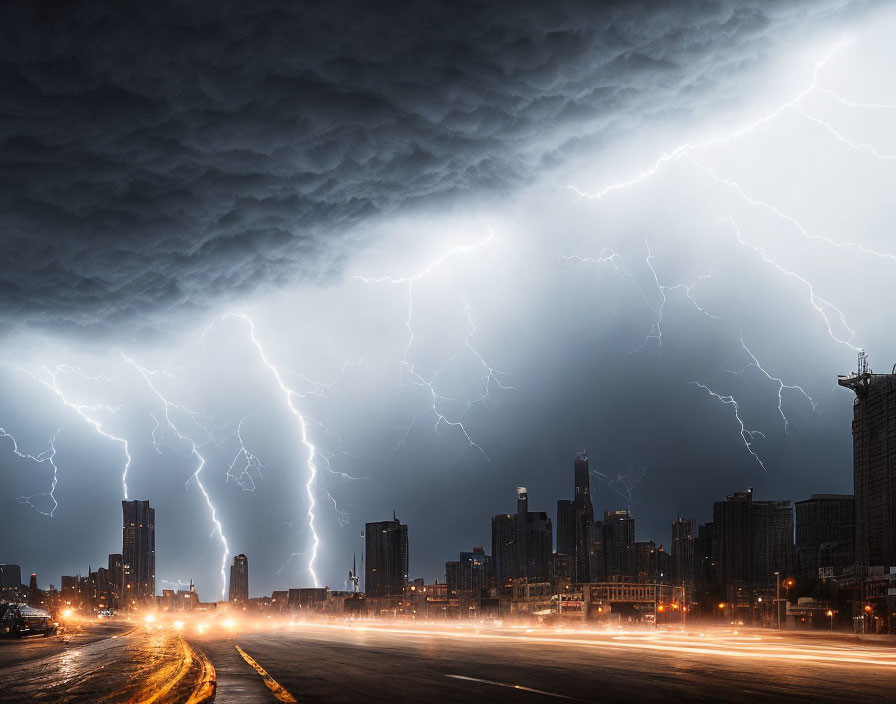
[128,634,193,704]
[235,644,298,703]
[185,641,217,704]
[446,674,587,701]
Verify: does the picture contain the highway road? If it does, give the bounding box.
[1,620,895,702]
[188,623,896,703]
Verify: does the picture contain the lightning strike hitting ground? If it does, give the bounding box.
[122,354,231,600]
[0,427,62,516]
[223,313,322,588]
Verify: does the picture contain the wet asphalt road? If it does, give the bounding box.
[187,624,896,704]
[0,622,200,703]
[2,621,895,703]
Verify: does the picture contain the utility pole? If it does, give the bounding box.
[775,571,781,630]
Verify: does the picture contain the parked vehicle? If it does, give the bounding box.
[0,603,59,638]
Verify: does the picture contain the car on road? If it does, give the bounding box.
[0,603,59,638]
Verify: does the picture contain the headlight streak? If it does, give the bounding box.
[276,621,896,668]
[122,354,230,600]
[0,426,61,516]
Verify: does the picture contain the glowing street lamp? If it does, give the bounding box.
[826,609,834,631]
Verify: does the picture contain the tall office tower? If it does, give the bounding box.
[445,560,461,596]
[365,516,408,597]
[671,517,696,588]
[492,488,553,585]
[556,500,575,557]
[713,489,793,588]
[122,500,155,599]
[838,356,896,568]
[602,510,636,578]
[229,554,249,602]
[491,512,516,585]
[795,494,854,579]
[749,499,794,586]
[517,487,528,514]
[458,547,489,592]
[573,452,595,583]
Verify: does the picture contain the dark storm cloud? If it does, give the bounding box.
[0,0,851,340]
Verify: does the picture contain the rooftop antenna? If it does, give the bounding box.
[858,349,869,376]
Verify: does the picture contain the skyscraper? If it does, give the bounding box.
[602,510,636,578]
[713,489,793,588]
[671,517,696,589]
[229,554,249,602]
[838,359,896,568]
[492,487,553,585]
[556,499,575,557]
[122,500,155,599]
[365,516,408,597]
[573,452,595,583]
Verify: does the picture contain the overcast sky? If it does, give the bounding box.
[2,1,895,598]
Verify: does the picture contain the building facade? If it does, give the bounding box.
[602,510,636,579]
[122,499,155,600]
[492,487,553,585]
[230,554,249,602]
[712,489,793,589]
[795,494,854,579]
[838,364,896,569]
[671,517,696,589]
[365,517,408,597]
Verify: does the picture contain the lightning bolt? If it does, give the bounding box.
[354,229,507,459]
[718,217,858,349]
[221,313,321,587]
[122,354,230,599]
[682,154,896,261]
[19,363,132,500]
[690,381,767,471]
[723,332,819,435]
[568,42,850,202]
[0,426,62,516]
[562,40,892,468]
[592,464,648,512]
[226,414,265,492]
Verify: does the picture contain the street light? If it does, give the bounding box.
[826,609,834,631]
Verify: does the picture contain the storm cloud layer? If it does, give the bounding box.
[0,0,859,340]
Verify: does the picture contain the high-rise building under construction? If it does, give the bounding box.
[839,353,896,568]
